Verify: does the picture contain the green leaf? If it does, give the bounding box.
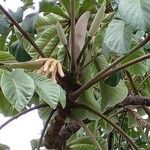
[1,69,35,111]
[29,72,66,109]
[28,27,59,58]
[22,13,39,34]
[78,0,96,15]
[133,30,150,50]
[104,19,133,54]
[104,71,124,87]
[123,48,148,76]
[94,55,109,72]
[10,40,32,62]
[69,143,97,150]
[0,91,17,117]
[59,0,70,13]
[100,80,128,110]
[30,139,39,150]
[56,21,67,45]
[68,136,97,150]
[118,0,150,31]
[0,34,7,50]
[0,143,10,150]
[59,0,79,12]
[36,14,57,34]
[21,0,33,4]
[140,79,150,96]
[68,136,107,150]
[89,0,106,37]
[9,7,24,23]
[39,1,68,18]
[79,65,101,120]
[0,7,24,35]
[0,51,15,61]
[0,14,10,34]
[128,112,138,128]
[38,106,52,120]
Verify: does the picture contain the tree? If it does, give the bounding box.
[0,0,150,149]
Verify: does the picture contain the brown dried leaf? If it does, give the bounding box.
[74,11,90,61]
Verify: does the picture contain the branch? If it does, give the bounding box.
[107,131,114,150]
[118,111,127,149]
[103,96,150,115]
[0,104,48,130]
[100,53,150,81]
[57,121,81,148]
[0,60,44,70]
[70,0,76,72]
[57,119,91,148]
[0,5,46,58]
[125,71,150,118]
[72,102,140,150]
[44,107,68,149]
[72,52,150,99]
[37,109,56,150]
[126,70,139,95]
[128,108,150,130]
[70,112,102,150]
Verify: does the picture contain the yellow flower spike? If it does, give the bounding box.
[57,62,65,77]
[36,58,65,80]
[51,67,57,81]
[49,60,58,72]
[44,59,53,72]
[37,66,44,74]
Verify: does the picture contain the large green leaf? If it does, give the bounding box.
[104,71,124,87]
[59,0,70,13]
[94,55,109,73]
[133,31,150,50]
[118,0,150,31]
[0,91,17,117]
[30,139,39,150]
[39,1,68,18]
[10,40,32,62]
[140,79,150,96]
[79,65,101,120]
[0,34,7,50]
[123,48,148,76]
[100,80,128,110]
[68,136,107,150]
[0,7,24,35]
[0,143,10,150]
[38,105,52,120]
[89,0,106,37]
[78,0,96,15]
[36,14,57,34]
[22,13,39,34]
[28,27,59,58]
[29,72,66,109]
[0,14,10,34]
[104,19,133,54]
[0,51,15,61]
[8,7,24,23]
[68,136,97,150]
[1,69,35,111]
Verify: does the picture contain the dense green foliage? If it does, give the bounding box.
[0,0,150,149]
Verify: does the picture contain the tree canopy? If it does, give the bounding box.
[0,0,150,149]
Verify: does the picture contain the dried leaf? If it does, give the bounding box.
[74,11,90,61]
